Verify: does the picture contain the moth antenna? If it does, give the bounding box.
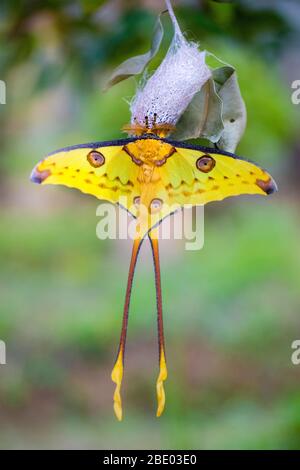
[149,229,168,417]
[111,237,143,420]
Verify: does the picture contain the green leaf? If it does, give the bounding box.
[172,59,246,152]
[171,77,223,142]
[104,13,164,90]
[214,66,247,152]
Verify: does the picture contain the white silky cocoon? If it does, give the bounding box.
[130,35,211,127]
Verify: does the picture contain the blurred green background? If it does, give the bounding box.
[0,0,300,450]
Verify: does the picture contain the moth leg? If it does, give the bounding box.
[149,228,168,417]
[111,237,142,421]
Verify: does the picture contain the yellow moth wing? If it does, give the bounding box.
[160,151,194,188]
[159,144,277,207]
[31,137,277,237]
[31,141,141,215]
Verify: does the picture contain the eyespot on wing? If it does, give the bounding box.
[87,150,105,168]
[196,155,216,173]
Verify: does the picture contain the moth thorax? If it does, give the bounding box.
[125,139,175,168]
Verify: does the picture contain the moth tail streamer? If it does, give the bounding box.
[149,230,168,417]
[111,237,142,421]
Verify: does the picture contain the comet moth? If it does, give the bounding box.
[30,0,277,420]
